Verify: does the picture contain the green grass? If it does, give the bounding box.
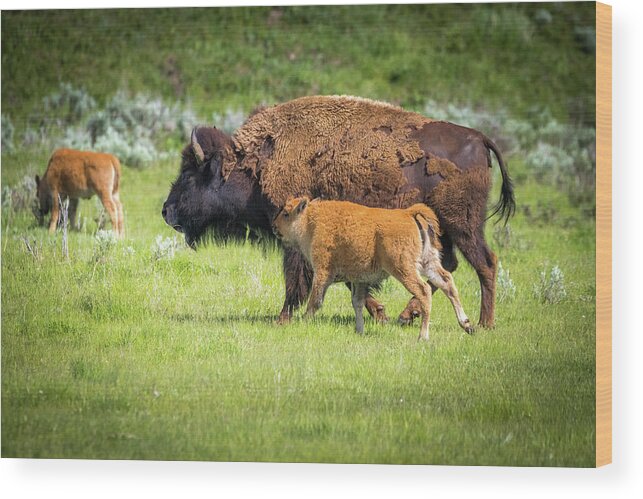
[1,2,596,466]
[1,155,596,465]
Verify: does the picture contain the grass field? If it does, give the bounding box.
[1,4,596,466]
[1,155,596,465]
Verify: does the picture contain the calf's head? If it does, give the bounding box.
[162,126,255,247]
[34,174,50,225]
[272,196,309,245]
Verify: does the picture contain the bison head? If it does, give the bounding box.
[162,126,268,247]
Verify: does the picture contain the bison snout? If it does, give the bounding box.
[162,202,182,232]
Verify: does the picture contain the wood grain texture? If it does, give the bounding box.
[595,1,612,468]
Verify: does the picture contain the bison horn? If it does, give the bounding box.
[191,127,205,166]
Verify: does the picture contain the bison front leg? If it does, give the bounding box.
[277,247,313,324]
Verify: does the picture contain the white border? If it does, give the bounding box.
[2,0,642,497]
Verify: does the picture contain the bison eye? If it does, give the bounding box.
[284,213,289,219]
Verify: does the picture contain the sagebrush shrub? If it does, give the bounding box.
[2,114,15,153]
[2,175,37,213]
[31,85,199,168]
[151,234,181,261]
[496,261,516,302]
[93,229,118,262]
[534,265,567,304]
[42,82,96,125]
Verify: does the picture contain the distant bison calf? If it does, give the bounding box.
[35,148,124,236]
[273,197,473,340]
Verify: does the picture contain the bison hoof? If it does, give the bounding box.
[463,321,475,334]
[275,314,291,326]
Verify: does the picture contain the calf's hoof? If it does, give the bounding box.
[373,306,389,324]
[366,301,389,324]
[398,309,420,326]
[463,320,475,334]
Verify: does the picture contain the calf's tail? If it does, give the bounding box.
[406,204,442,251]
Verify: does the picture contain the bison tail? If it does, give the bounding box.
[484,137,516,225]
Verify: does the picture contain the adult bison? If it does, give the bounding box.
[162,95,514,327]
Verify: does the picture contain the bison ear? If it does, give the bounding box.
[209,151,224,177]
[191,127,206,167]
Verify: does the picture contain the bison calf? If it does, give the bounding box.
[35,148,124,236]
[273,197,473,340]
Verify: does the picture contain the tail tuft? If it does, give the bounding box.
[484,137,516,225]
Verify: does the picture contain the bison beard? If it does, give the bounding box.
[162,96,515,327]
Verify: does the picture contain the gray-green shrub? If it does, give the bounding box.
[2,114,15,153]
[534,265,567,304]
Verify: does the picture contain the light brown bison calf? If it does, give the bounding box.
[273,197,473,340]
[35,148,124,236]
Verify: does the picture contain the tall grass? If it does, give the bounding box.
[1,153,596,465]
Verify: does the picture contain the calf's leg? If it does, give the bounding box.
[390,268,433,341]
[99,192,121,238]
[277,248,388,324]
[68,198,79,230]
[113,191,124,236]
[399,236,457,325]
[350,283,369,334]
[48,192,60,234]
[425,263,473,334]
[305,270,334,318]
[346,283,388,324]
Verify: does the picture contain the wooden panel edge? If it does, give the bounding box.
[595,1,612,468]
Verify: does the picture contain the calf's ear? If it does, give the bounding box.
[35,175,40,186]
[295,198,308,214]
